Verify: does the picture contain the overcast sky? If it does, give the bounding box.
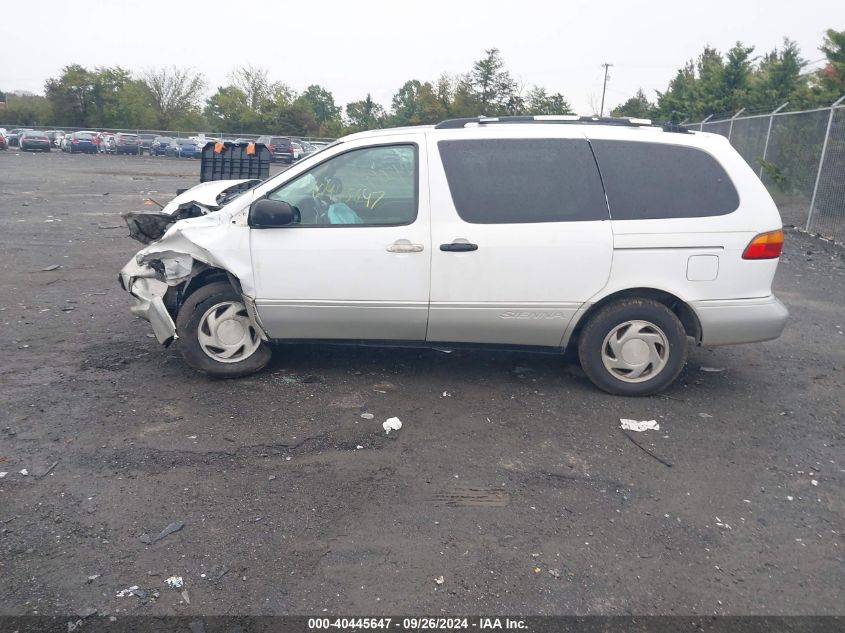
[0,0,838,116]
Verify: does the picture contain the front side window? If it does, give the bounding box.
[268,144,417,226]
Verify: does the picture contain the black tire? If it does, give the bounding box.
[175,281,271,378]
[577,298,688,396]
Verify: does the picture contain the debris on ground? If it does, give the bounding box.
[698,412,713,418]
[86,574,100,583]
[18,468,28,476]
[699,366,726,373]
[434,576,444,585]
[442,391,452,397]
[268,475,276,481]
[40,264,61,271]
[0,472,7,478]
[811,480,819,486]
[532,566,542,574]
[620,428,674,468]
[153,521,184,543]
[620,419,660,432]
[115,585,142,598]
[383,417,403,434]
[38,460,59,478]
[165,576,184,589]
[360,413,374,420]
[181,589,191,604]
[76,607,97,619]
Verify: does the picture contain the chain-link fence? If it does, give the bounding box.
[689,97,845,244]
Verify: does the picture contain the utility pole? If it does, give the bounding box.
[599,63,613,117]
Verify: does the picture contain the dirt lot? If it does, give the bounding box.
[0,150,843,618]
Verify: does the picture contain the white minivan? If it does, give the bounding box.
[119,116,788,395]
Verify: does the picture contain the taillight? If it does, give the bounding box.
[743,229,784,260]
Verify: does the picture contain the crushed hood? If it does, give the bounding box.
[122,179,260,244]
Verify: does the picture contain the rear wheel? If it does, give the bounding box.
[175,281,271,378]
[577,298,688,396]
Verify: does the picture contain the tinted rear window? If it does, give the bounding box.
[590,140,739,220]
[437,139,608,223]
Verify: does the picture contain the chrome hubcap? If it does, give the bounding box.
[197,301,260,363]
[601,320,670,383]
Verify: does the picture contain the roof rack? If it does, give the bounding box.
[434,115,690,133]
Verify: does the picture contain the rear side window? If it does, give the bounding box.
[590,140,739,220]
[437,139,608,223]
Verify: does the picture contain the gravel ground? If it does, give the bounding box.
[0,150,843,618]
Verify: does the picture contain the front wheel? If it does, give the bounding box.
[175,281,271,378]
[577,298,688,396]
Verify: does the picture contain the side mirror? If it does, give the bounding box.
[248,198,295,228]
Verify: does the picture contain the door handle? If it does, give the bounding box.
[440,242,478,252]
[387,240,424,253]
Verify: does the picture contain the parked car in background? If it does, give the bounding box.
[114,133,141,155]
[44,130,64,147]
[150,136,173,156]
[19,130,52,152]
[0,132,7,150]
[291,141,304,160]
[164,138,199,158]
[98,133,116,154]
[7,129,32,147]
[66,131,98,154]
[138,133,157,155]
[256,135,294,164]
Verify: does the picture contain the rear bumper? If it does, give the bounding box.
[692,295,789,346]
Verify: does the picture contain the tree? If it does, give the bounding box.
[722,42,755,111]
[611,88,654,118]
[140,66,206,128]
[390,80,425,126]
[44,64,98,127]
[300,84,341,127]
[1,92,52,126]
[230,64,274,112]
[748,39,809,109]
[525,86,574,115]
[468,48,515,114]
[345,94,385,132]
[816,28,845,99]
[654,61,698,122]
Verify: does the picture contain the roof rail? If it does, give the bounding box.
[434,115,690,133]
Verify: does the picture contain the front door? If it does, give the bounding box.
[427,134,613,347]
[250,139,430,340]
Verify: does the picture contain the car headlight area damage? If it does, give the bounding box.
[118,179,266,348]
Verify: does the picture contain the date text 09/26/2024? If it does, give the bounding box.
[307,617,527,630]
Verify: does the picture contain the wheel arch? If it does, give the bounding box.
[565,287,701,350]
[162,267,240,319]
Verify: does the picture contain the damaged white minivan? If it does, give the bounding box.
[119,116,788,396]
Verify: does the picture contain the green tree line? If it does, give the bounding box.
[613,28,845,121]
[1,30,843,135]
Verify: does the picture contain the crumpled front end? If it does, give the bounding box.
[119,199,262,347]
[119,258,179,345]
